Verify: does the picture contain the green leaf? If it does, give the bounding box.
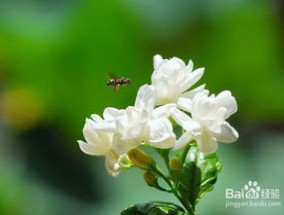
[176,161,201,210]
[155,148,170,168]
[121,201,187,215]
[197,152,222,201]
[185,146,222,203]
[155,148,170,159]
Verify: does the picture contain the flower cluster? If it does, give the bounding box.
[78,55,238,176]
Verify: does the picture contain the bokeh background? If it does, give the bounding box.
[0,0,283,214]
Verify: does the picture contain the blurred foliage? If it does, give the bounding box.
[0,0,284,215]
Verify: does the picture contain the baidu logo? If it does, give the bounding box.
[226,180,261,199]
[225,180,281,209]
[244,181,261,199]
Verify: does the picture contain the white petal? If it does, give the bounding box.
[125,107,148,130]
[135,84,155,111]
[191,93,216,120]
[115,114,127,133]
[82,128,112,154]
[215,91,237,118]
[197,131,218,154]
[114,109,147,144]
[153,103,176,118]
[83,119,100,144]
[96,123,117,132]
[177,97,192,113]
[103,108,125,120]
[78,140,96,155]
[168,57,186,69]
[113,134,141,154]
[215,122,239,143]
[154,54,164,69]
[181,84,208,99]
[90,114,103,122]
[149,118,176,149]
[86,118,116,132]
[171,108,201,134]
[105,152,120,177]
[180,68,204,93]
[82,120,113,153]
[153,77,175,105]
[115,107,147,139]
[78,140,110,156]
[214,107,227,121]
[173,130,193,151]
[187,59,194,72]
[204,107,227,133]
[171,108,191,128]
[125,106,140,122]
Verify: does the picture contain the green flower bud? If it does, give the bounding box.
[143,171,158,187]
[169,157,182,172]
[128,148,156,170]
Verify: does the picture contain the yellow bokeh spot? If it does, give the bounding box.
[0,88,44,130]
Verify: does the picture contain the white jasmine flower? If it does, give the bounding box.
[78,84,177,176]
[173,91,239,154]
[148,117,176,148]
[77,114,122,176]
[113,106,149,154]
[136,84,176,148]
[114,84,176,152]
[78,53,240,181]
[151,54,206,105]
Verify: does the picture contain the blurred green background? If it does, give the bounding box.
[0,0,283,214]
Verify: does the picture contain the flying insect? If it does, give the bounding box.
[107,73,131,92]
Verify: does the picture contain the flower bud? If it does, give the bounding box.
[169,157,182,172]
[143,171,158,187]
[128,148,156,170]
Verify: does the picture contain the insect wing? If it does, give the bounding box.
[107,72,118,79]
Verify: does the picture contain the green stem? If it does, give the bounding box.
[154,166,196,215]
[153,149,196,215]
[181,144,191,164]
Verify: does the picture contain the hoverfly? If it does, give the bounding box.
[107,73,131,92]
